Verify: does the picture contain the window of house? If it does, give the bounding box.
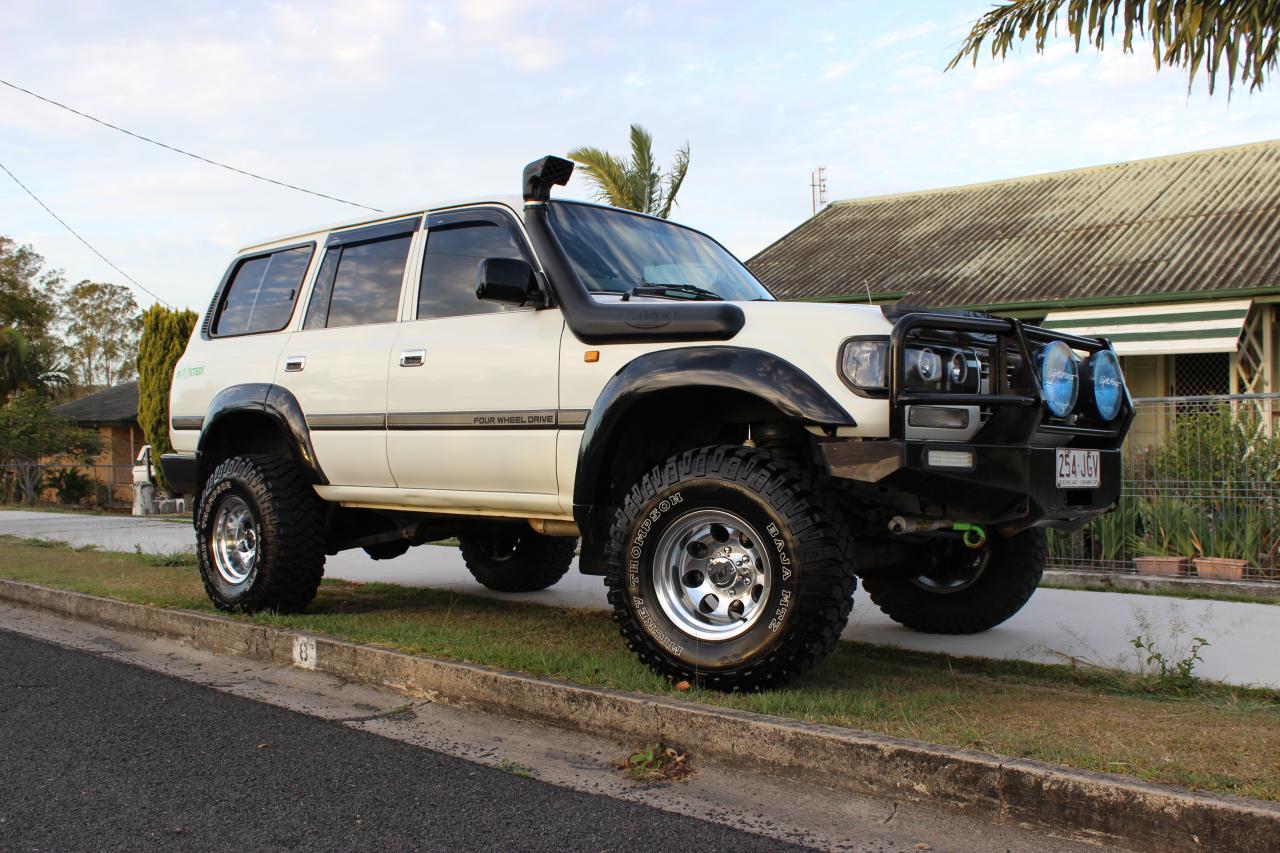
[212,245,313,337]
[303,233,413,329]
[418,214,532,320]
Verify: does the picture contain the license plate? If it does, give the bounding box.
[1056,448,1100,489]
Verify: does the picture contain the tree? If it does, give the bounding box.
[0,236,63,338]
[1,236,66,391]
[61,280,142,388]
[136,304,198,491]
[0,390,100,504]
[950,0,1280,95]
[567,124,690,218]
[0,326,71,403]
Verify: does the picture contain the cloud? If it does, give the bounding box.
[874,22,938,49]
[821,58,859,81]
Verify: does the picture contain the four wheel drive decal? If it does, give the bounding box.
[301,409,592,430]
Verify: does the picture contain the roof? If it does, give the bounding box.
[237,196,526,253]
[746,140,1280,310]
[53,382,139,426]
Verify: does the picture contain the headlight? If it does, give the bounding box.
[1087,349,1124,421]
[907,347,942,388]
[840,339,888,389]
[1039,341,1078,417]
[839,339,980,394]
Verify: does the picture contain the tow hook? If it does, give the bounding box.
[953,523,987,550]
[887,516,987,550]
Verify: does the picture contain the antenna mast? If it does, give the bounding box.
[809,166,828,215]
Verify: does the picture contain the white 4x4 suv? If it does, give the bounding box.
[165,156,1132,691]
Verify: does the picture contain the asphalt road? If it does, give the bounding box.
[0,629,799,852]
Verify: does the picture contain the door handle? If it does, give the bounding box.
[399,349,426,367]
[284,356,306,372]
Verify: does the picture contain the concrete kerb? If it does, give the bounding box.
[2,579,1276,852]
[1044,569,1280,602]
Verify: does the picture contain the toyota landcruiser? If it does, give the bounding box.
[163,156,1132,692]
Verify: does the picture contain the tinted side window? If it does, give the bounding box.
[419,219,530,319]
[212,245,312,336]
[303,234,412,329]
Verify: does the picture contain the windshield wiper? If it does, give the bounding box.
[623,283,723,301]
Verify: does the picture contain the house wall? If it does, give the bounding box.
[41,423,143,505]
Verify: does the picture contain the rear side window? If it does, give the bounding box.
[419,215,531,319]
[303,233,412,329]
[211,245,313,337]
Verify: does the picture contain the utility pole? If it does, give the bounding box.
[810,166,828,216]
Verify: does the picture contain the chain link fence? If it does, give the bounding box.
[1,464,135,510]
[1047,393,1280,582]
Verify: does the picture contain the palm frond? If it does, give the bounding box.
[628,123,659,214]
[657,142,690,220]
[569,124,691,217]
[566,146,633,208]
[947,0,1280,95]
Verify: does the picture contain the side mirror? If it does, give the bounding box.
[476,257,544,307]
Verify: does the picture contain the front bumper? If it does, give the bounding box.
[159,453,198,497]
[821,439,1122,530]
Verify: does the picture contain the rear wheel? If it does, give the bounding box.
[604,445,856,692]
[196,454,327,613]
[458,528,576,592]
[861,529,1045,634]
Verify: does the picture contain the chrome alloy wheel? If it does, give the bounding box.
[212,495,259,586]
[652,509,772,642]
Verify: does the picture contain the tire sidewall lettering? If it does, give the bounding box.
[625,482,800,668]
[197,471,263,600]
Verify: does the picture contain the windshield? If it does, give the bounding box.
[547,202,774,301]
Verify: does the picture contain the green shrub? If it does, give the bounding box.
[137,305,198,492]
[1134,496,1198,558]
[46,467,92,505]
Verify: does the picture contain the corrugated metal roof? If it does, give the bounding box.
[746,140,1280,309]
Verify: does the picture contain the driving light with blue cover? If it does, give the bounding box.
[1088,349,1124,421]
[1039,341,1078,417]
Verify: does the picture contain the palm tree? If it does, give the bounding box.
[950,0,1280,95]
[0,326,69,402]
[568,124,690,218]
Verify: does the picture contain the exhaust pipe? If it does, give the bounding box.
[888,516,987,549]
[528,518,581,538]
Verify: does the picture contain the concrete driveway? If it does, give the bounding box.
[3,509,1276,688]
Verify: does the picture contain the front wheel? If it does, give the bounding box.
[861,529,1046,634]
[604,445,856,692]
[195,454,327,613]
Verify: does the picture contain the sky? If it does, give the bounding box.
[3,0,1280,313]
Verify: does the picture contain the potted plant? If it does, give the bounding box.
[1133,496,1194,577]
[1189,507,1255,581]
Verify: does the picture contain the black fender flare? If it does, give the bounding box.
[572,346,853,535]
[197,383,327,487]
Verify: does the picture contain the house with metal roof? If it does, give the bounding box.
[747,140,1280,402]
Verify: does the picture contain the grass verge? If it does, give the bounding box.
[1,535,1276,801]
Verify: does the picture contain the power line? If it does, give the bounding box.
[0,158,173,308]
[0,78,383,213]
